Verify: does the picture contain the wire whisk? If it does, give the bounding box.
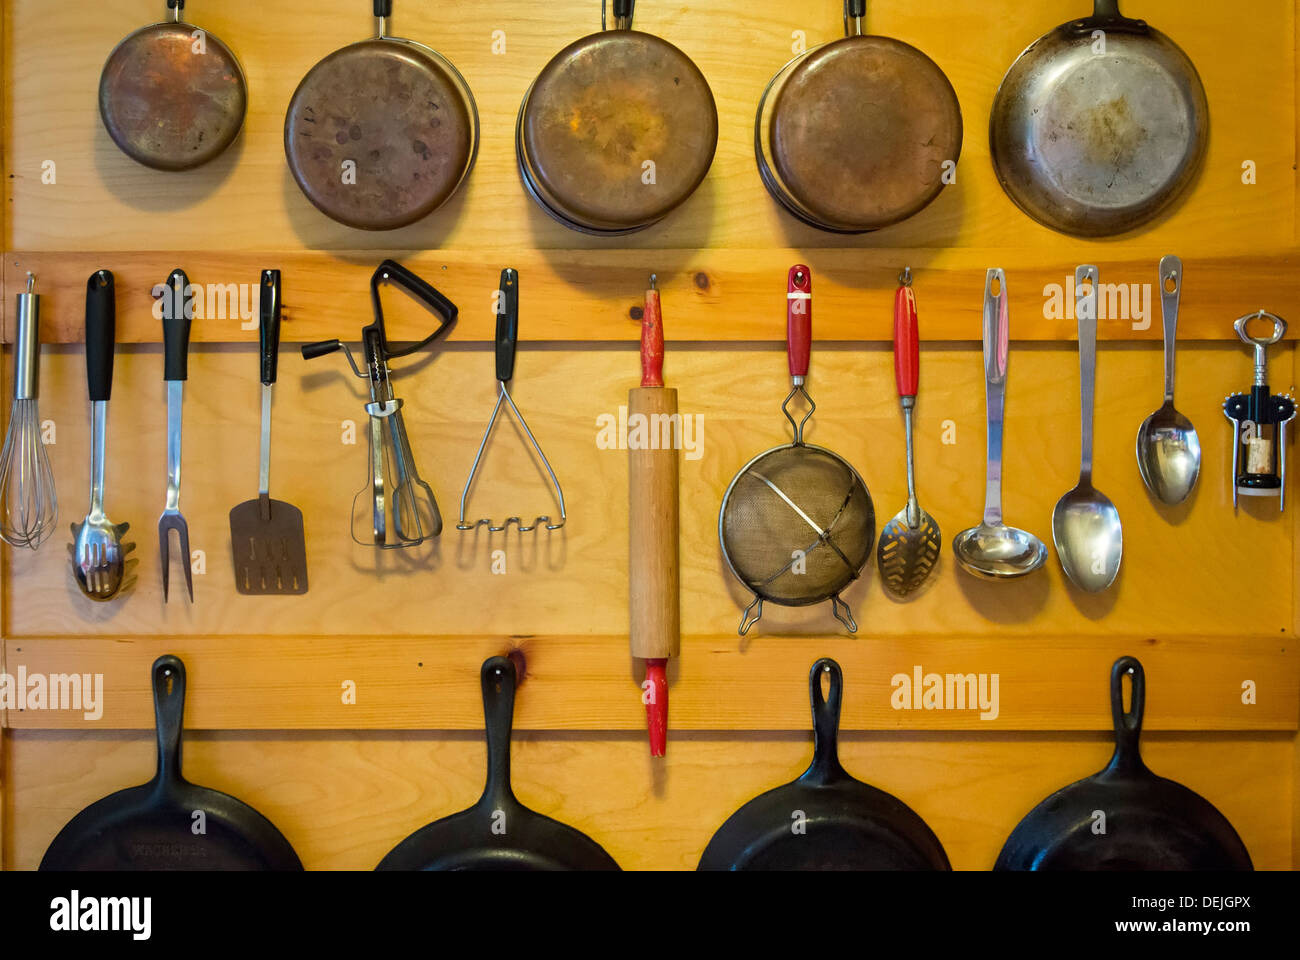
[1,274,57,550]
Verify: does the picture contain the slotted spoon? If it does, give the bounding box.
[878,269,940,597]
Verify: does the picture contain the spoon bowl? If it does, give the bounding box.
[953,521,1047,580]
[1136,401,1201,506]
[1052,483,1122,593]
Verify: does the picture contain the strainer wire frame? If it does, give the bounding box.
[718,383,872,635]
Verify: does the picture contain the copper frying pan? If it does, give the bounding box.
[755,0,962,233]
[516,0,718,235]
[99,0,247,171]
[284,0,479,231]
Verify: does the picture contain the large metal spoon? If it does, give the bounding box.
[1136,255,1200,505]
[1053,265,1122,593]
[953,269,1047,580]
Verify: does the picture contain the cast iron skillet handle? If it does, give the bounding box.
[479,656,520,809]
[368,259,459,360]
[85,270,116,403]
[495,268,519,384]
[260,270,282,386]
[805,658,849,784]
[161,268,192,382]
[1107,655,1146,772]
[152,654,187,786]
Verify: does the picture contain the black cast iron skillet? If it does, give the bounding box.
[40,655,303,871]
[698,658,950,870]
[995,656,1252,871]
[376,656,620,870]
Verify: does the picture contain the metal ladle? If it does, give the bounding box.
[1053,265,1123,593]
[1136,255,1201,505]
[953,269,1048,580]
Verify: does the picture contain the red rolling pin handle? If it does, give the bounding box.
[787,265,812,379]
[641,275,664,388]
[644,659,668,757]
[894,268,919,399]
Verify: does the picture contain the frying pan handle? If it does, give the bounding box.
[152,654,187,785]
[605,0,635,30]
[373,1,392,17]
[480,656,519,808]
[893,268,919,399]
[787,265,811,382]
[806,658,848,783]
[1083,0,1146,31]
[1109,655,1146,769]
[495,268,519,384]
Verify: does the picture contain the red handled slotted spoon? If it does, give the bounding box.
[877,268,940,598]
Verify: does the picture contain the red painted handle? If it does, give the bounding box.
[644,659,668,757]
[640,281,664,388]
[787,264,811,379]
[894,279,919,398]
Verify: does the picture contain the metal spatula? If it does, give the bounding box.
[229,270,307,594]
[878,269,941,598]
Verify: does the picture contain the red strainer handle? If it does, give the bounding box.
[787,265,811,379]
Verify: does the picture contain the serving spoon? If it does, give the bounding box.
[1136,255,1200,505]
[1053,265,1122,593]
[953,269,1047,580]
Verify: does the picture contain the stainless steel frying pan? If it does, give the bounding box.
[989,0,1208,237]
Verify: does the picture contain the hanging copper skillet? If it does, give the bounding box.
[285,0,479,231]
[755,0,962,233]
[995,656,1252,871]
[99,1,247,171]
[989,1,1208,237]
[516,0,718,235]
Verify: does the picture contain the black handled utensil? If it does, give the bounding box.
[158,268,193,602]
[229,270,308,594]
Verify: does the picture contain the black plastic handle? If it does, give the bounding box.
[151,654,187,786]
[301,339,342,361]
[373,0,392,17]
[1108,655,1146,772]
[161,268,192,382]
[496,268,519,383]
[85,270,116,403]
[477,656,519,810]
[846,0,866,18]
[260,269,282,386]
[802,658,848,786]
[367,259,458,360]
[168,0,185,11]
[612,0,635,18]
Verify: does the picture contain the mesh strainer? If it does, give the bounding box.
[719,265,875,635]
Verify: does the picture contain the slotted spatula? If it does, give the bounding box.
[229,270,307,594]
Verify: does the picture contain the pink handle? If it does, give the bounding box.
[893,280,919,398]
[640,282,664,388]
[787,264,811,379]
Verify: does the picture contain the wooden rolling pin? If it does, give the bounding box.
[629,274,680,757]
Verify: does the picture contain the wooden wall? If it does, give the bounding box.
[2,0,1299,870]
